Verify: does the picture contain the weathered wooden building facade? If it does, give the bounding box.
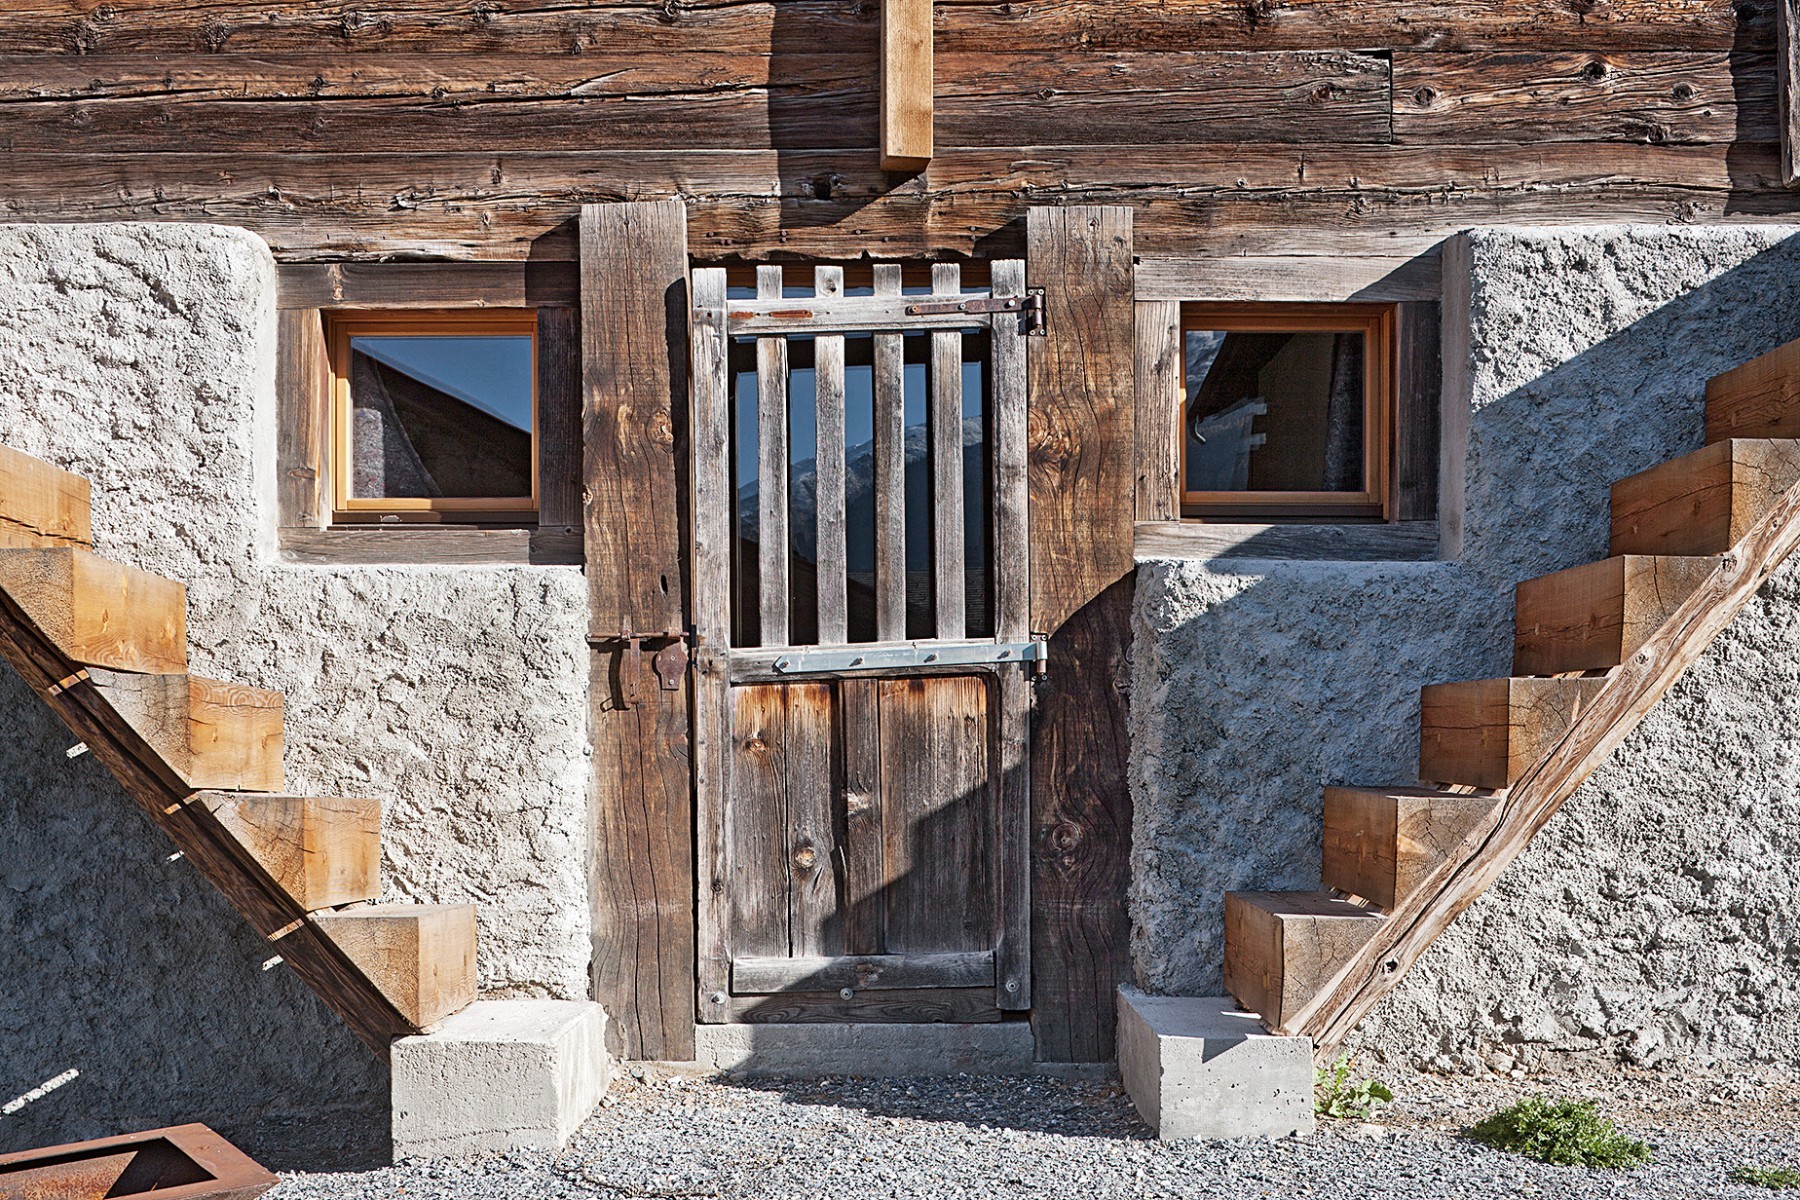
[5,0,1800,1152]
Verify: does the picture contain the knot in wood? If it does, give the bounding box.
[1580,60,1609,83]
[793,844,818,870]
[1411,86,1439,109]
[1671,82,1696,102]
[1047,820,1084,856]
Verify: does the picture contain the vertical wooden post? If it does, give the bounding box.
[1782,0,1800,187]
[580,200,696,1061]
[1026,206,1137,1063]
[881,0,934,171]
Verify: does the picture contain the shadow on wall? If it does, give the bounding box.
[1130,228,1800,1020]
[0,668,389,1171]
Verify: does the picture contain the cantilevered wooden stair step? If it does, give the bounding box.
[1513,554,1718,676]
[0,547,186,674]
[1420,676,1606,790]
[312,904,478,1029]
[199,793,381,912]
[1224,891,1383,1033]
[91,670,285,793]
[1321,786,1503,910]
[1611,439,1800,557]
[1705,337,1800,442]
[0,443,91,550]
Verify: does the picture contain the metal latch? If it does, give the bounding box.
[588,627,691,707]
[904,289,1046,335]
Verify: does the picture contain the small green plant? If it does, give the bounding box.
[1312,1055,1393,1120]
[1733,1165,1800,1190]
[1467,1097,1651,1168]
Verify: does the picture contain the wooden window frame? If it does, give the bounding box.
[325,308,541,524]
[1179,301,1395,522]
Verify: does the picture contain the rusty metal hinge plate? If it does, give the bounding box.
[904,289,1046,334]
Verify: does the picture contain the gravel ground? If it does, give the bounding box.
[271,1065,1800,1200]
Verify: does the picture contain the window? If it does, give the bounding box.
[1181,303,1394,520]
[326,310,539,523]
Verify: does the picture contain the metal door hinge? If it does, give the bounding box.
[588,627,692,707]
[905,289,1046,335]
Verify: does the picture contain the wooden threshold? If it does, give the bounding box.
[731,951,996,994]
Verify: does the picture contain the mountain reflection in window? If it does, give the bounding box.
[1184,328,1365,494]
[347,335,535,501]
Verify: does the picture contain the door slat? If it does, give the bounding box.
[814,265,850,645]
[930,262,967,639]
[873,263,908,642]
[990,259,1030,643]
[732,950,995,994]
[756,264,791,647]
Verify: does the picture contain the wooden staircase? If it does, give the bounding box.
[0,444,477,1051]
[1223,337,1800,1058]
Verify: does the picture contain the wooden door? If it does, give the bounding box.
[690,262,1035,1023]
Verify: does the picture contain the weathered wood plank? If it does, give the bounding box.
[1782,0,1800,184]
[581,201,695,1061]
[1320,786,1501,911]
[312,903,478,1029]
[1297,473,1800,1056]
[278,261,580,309]
[1706,336,1800,441]
[784,683,839,959]
[839,678,886,957]
[276,308,328,530]
[1394,300,1443,523]
[0,0,1764,55]
[930,262,968,640]
[732,951,995,993]
[1133,520,1441,563]
[0,548,187,674]
[814,266,850,646]
[1133,301,1181,524]
[718,987,1003,1024]
[873,263,908,643]
[1134,254,1443,303]
[994,665,1032,1010]
[1513,554,1718,675]
[201,792,382,913]
[278,527,582,565]
[882,0,933,170]
[0,443,91,548]
[756,264,791,647]
[536,306,583,531]
[1612,438,1800,555]
[879,675,993,953]
[1223,891,1383,1030]
[989,259,1031,644]
[1419,676,1608,791]
[1393,50,1773,145]
[729,684,795,960]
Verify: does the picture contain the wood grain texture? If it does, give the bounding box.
[839,678,886,957]
[186,676,286,793]
[1783,0,1800,185]
[873,264,908,643]
[201,792,381,912]
[1134,520,1440,563]
[0,1,1766,55]
[276,308,328,530]
[782,683,838,959]
[718,987,1003,1024]
[1296,451,1800,1054]
[930,263,967,640]
[1706,337,1800,441]
[755,263,791,647]
[1394,301,1442,522]
[312,902,477,1028]
[0,585,412,1051]
[989,259,1031,644]
[0,547,187,674]
[1134,253,1443,304]
[1133,301,1182,524]
[279,527,583,565]
[0,442,91,547]
[582,201,696,1061]
[1321,786,1501,910]
[731,951,995,993]
[536,305,583,531]
[813,266,850,646]
[1027,206,1136,634]
[1419,676,1608,791]
[1223,891,1383,1029]
[1513,554,1719,675]
[1612,438,1800,555]
[881,0,934,170]
[1393,50,1771,145]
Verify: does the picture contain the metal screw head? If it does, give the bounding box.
[1004,978,1020,994]
[709,991,728,1005]
[839,988,855,1000]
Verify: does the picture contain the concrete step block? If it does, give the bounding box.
[1117,988,1315,1141]
[391,999,612,1160]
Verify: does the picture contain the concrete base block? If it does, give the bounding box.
[692,1021,1035,1077]
[391,999,611,1159]
[1117,988,1315,1140]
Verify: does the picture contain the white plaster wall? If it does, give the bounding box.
[0,224,591,1158]
[1131,225,1800,1074]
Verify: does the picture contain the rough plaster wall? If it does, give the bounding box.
[0,224,591,1158]
[1132,224,1800,1073]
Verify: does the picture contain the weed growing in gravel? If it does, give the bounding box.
[1733,1165,1800,1189]
[1313,1056,1393,1120]
[1467,1098,1650,1168]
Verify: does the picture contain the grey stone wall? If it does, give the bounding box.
[1131,225,1800,1074]
[0,224,591,1161]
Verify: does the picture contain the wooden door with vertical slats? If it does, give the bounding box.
[691,261,1034,1024]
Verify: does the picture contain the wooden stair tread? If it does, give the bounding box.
[91,669,285,793]
[1705,337,1800,443]
[1420,675,1606,790]
[1223,891,1382,1033]
[1612,439,1800,558]
[312,903,478,1029]
[0,547,186,674]
[1513,554,1717,677]
[1322,786,1503,910]
[0,443,91,549]
[199,793,380,912]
